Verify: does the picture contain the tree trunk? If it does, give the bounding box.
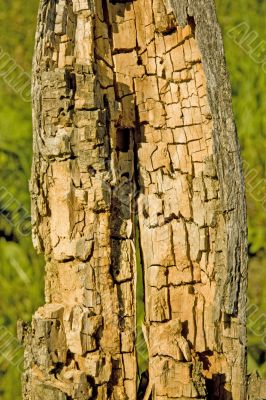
[21,0,248,399]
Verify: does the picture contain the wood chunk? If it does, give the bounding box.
[170,45,186,71]
[148,287,170,322]
[113,19,137,51]
[171,220,188,271]
[147,265,167,289]
[141,223,175,267]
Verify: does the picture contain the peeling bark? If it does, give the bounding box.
[22,0,248,399]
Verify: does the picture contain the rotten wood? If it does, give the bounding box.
[21,0,249,399]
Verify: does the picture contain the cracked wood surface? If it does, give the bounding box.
[22,0,248,399]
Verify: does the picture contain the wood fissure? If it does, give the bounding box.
[22,0,248,399]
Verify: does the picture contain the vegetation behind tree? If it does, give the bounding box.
[0,0,265,397]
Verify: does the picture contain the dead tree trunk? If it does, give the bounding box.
[21,0,248,399]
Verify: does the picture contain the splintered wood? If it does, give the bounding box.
[23,0,247,399]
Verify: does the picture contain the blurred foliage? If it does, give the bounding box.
[0,0,265,398]
[136,227,148,378]
[216,0,266,254]
[0,1,43,399]
[247,252,266,378]
[216,0,266,378]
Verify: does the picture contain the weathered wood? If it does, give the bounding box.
[248,372,266,400]
[22,0,248,399]
[138,1,248,398]
[25,1,137,398]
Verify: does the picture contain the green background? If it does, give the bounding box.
[0,0,265,398]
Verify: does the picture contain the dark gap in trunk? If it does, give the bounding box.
[133,113,149,391]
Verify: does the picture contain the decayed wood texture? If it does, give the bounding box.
[138,1,248,399]
[21,0,248,399]
[25,1,137,398]
[248,373,266,400]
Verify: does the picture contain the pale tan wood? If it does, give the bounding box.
[22,0,247,399]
